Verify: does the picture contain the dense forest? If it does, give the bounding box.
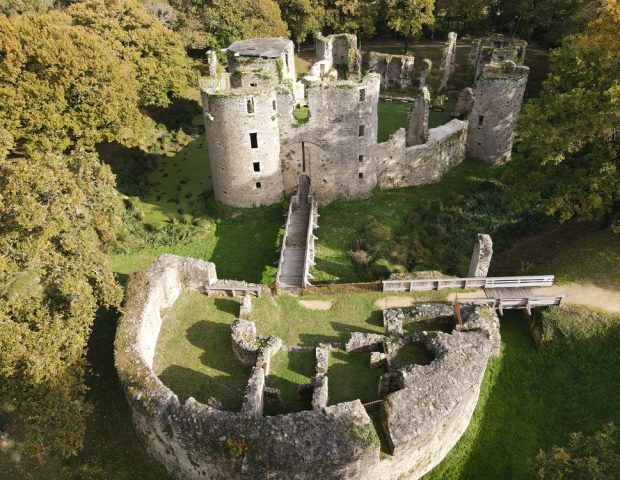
[0,0,618,478]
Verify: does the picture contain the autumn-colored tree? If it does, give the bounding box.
[0,149,123,458]
[170,0,289,51]
[505,0,620,230]
[0,0,53,15]
[66,0,193,107]
[278,0,325,47]
[0,12,143,155]
[533,423,619,479]
[385,0,435,52]
[325,0,380,37]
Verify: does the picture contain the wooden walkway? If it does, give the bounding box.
[276,178,317,293]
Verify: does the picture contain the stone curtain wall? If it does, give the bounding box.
[116,255,500,479]
[367,52,416,90]
[376,119,468,189]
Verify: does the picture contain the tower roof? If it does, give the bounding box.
[227,37,291,58]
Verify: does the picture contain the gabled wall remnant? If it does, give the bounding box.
[438,32,458,92]
[419,58,432,89]
[467,233,493,277]
[367,52,415,90]
[406,87,431,146]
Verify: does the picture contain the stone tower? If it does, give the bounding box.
[466,61,529,164]
[202,87,284,207]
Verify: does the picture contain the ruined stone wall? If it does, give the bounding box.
[469,36,527,80]
[406,87,430,146]
[117,255,500,480]
[438,32,457,92]
[367,52,415,90]
[227,44,296,87]
[203,87,284,207]
[310,33,361,80]
[280,74,381,203]
[376,119,468,189]
[466,62,529,164]
[115,254,382,480]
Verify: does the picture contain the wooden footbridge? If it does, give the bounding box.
[275,176,318,294]
[383,275,565,315]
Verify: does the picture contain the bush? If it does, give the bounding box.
[533,423,619,479]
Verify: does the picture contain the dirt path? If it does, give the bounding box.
[298,300,333,311]
[535,283,620,314]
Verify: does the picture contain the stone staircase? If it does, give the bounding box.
[277,180,313,293]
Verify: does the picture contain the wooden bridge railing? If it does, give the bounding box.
[382,275,555,292]
[460,295,565,315]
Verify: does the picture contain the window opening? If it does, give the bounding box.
[253,162,260,172]
[250,132,258,148]
[247,97,255,114]
[359,125,365,137]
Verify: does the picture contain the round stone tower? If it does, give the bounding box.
[466,61,529,164]
[203,87,284,207]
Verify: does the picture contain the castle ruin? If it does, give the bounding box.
[200,33,529,208]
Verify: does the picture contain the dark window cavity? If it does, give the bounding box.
[478,115,484,127]
[247,97,255,114]
[253,162,261,172]
[255,182,262,189]
[272,100,277,110]
[359,125,365,137]
[250,132,258,149]
[358,172,364,179]
[358,155,364,163]
[359,88,366,102]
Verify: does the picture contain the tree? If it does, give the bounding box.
[325,0,381,37]
[0,149,123,459]
[0,0,53,15]
[0,12,143,156]
[505,0,620,230]
[534,423,619,479]
[66,0,193,107]
[170,0,289,51]
[434,0,492,36]
[490,0,599,46]
[278,0,324,47]
[385,0,435,53]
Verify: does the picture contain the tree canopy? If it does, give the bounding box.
[506,0,620,230]
[385,0,435,51]
[0,12,143,155]
[0,149,123,458]
[66,0,193,107]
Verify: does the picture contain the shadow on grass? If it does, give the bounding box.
[67,308,172,479]
[425,312,620,480]
[209,206,282,283]
[328,350,383,405]
[266,350,315,414]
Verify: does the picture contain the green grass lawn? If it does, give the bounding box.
[312,160,499,283]
[111,204,282,284]
[378,99,457,142]
[424,308,620,479]
[154,291,251,411]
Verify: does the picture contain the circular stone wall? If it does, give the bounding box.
[115,254,500,479]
